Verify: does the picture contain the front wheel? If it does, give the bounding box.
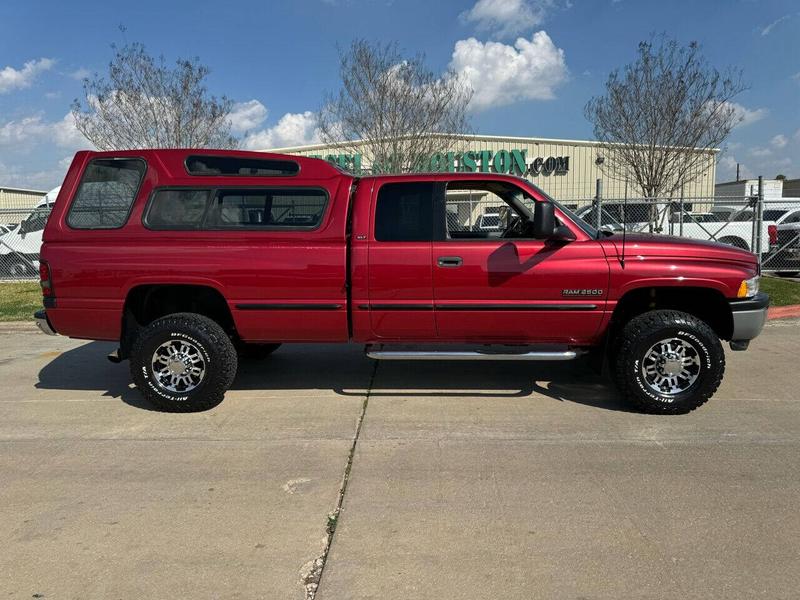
[130,312,238,412]
[613,310,725,414]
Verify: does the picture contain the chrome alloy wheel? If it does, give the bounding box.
[151,339,206,393]
[641,337,701,396]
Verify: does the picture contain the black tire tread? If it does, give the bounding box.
[614,309,725,414]
[130,312,237,412]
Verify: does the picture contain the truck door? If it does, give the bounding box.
[365,181,438,340]
[431,180,608,344]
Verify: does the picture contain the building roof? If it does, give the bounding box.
[0,186,47,194]
[265,132,720,154]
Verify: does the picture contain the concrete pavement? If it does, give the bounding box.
[0,335,372,599]
[0,320,798,598]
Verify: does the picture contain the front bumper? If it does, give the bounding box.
[34,309,57,336]
[728,292,769,349]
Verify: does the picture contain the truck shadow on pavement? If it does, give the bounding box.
[36,341,633,413]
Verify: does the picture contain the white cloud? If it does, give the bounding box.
[227,99,268,134]
[0,159,64,190]
[717,154,738,173]
[0,112,89,190]
[0,58,55,93]
[760,14,791,36]
[459,0,555,38]
[717,155,751,181]
[242,111,321,150]
[719,101,768,127]
[746,133,791,160]
[771,134,788,148]
[0,112,88,151]
[450,31,568,111]
[52,113,86,148]
[69,67,91,81]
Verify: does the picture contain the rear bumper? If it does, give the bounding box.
[34,309,57,336]
[728,292,769,347]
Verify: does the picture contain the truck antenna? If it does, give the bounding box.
[620,183,627,268]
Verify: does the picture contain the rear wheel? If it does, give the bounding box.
[613,310,724,414]
[130,312,237,412]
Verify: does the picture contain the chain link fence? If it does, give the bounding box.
[0,192,52,280]
[761,198,800,276]
[574,178,800,275]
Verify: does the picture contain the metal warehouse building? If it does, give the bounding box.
[0,186,47,227]
[266,133,717,203]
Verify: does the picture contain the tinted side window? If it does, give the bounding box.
[20,206,52,234]
[205,188,327,229]
[763,210,788,221]
[375,182,434,242]
[67,158,146,229]
[186,155,299,177]
[783,212,800,224]
[145,190,211,230]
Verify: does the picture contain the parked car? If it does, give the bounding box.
[36,149,768,415]
[0,187,58,276]
[762,206,800,276]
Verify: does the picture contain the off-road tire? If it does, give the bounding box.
[236,342,282,360]
[613,310,724,414]
[130,312,237,412]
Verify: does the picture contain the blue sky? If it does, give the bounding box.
[1,0,798,190]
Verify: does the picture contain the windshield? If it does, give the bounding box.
[763,209,787,222]
[20,206,51,234]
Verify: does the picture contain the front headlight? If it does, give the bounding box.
[737,276,760,298]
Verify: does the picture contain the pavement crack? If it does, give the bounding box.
[300,360,378,599]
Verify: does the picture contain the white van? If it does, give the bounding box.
[0,186,59,276]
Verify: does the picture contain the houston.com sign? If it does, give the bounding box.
[310,149,570,177]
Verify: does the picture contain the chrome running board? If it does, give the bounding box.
[365,345,579,361]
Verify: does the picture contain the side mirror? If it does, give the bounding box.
[532,201,555,239]
[532,201,576,241]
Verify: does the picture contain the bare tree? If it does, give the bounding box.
[318,40,472,174]
[585,36,746,199]
[72,41,237,150]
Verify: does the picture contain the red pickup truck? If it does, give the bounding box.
[35,149,768,414]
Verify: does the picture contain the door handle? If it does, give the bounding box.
[437,256,463,267]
